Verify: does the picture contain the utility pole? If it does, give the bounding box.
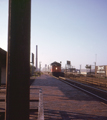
[94,54,97,66]
[80,64,81,74]
[6,0,31,120]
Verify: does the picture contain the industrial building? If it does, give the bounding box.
[0,48,6,85]
[95,65,107,77]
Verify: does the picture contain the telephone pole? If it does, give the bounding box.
[6,0,31,120]
[80,64,81,74]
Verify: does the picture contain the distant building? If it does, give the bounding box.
[0,48,6,85]
[69,68,77,73]
[80,69,87,75]
[80,69,95,75]
[95,65,107,77]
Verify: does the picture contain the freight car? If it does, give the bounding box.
[51,61,61,77]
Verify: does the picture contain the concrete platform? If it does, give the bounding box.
[1,74,107,120]
[31,74,107,120]
[0,83,43,120]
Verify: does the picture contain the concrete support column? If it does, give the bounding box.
[6,0,31,120]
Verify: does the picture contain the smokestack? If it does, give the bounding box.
[36,45,38,69]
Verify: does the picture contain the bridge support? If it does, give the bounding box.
[6,0,31,120]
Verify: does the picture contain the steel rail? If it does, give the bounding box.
[59,78,107,103]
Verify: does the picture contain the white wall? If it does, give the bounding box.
[80,72,87,75]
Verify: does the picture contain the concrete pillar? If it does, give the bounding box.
[6,0,31,120]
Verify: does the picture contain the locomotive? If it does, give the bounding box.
[51,61,61,77]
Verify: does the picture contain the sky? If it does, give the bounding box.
[0,0,107,69]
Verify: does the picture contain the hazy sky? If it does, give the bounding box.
[0,0,107,69]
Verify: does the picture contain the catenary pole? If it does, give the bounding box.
[6,0,31,120]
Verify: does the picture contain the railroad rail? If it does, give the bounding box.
[58,76,107,103]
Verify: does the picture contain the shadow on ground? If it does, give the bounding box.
[44,109,107,120]
[31,74,99,101]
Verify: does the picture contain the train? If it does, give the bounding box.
[51,61,64,77]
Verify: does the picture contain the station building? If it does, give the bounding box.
[0,48,6,85]
[95,65,107,77]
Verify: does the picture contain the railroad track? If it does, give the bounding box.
[58,76,107,104]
